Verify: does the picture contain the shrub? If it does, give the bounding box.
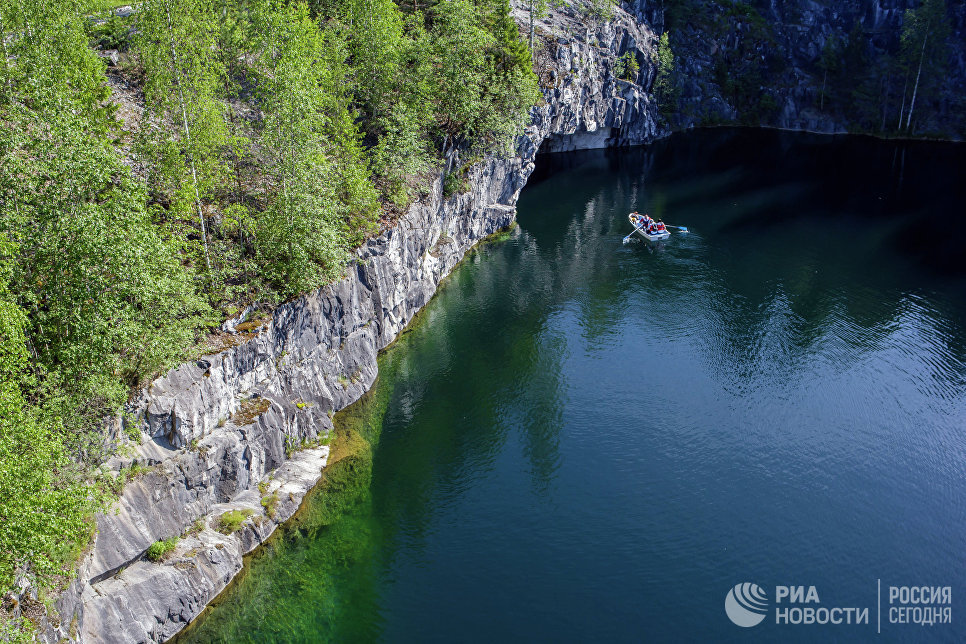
[145,536,179,562]
[217,509,254,534]
[615,51,640,81]
[185,519,205,537]
[261,493,280,520]
[443,169,469,198]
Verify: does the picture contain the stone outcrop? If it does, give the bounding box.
[38,5,664,640]
[517,0,665,152]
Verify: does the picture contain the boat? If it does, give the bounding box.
[627,212,671,241]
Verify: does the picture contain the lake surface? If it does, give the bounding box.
[182,129,966,642]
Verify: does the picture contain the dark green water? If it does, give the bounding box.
[183,129,966,642]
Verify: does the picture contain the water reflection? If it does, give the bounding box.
[185,129,966,642]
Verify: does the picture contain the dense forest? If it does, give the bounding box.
[0,0,539,635]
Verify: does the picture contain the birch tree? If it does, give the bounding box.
[253,1,377,296]
[137,0,229,280]
[900,0,950,132]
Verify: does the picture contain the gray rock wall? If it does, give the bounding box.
[41,5,663,641]
[626,0,966,137]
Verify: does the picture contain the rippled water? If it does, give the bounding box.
[182,129,966,642]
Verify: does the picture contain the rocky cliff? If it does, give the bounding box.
[627,0,966,137]
[32,4,663,642]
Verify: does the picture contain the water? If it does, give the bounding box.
[182,129,966,642]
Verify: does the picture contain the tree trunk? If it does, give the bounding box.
[217,15,244,196]
[879,75,887,132]
[820,70,826,111]
[165,2,213,279]
[0,14,13,100]
[529,0,535,52]
[905,31,928,132]
[897,71,908,131]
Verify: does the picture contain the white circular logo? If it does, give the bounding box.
[725,582,769,627]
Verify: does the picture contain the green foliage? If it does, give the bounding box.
[711,1,779,124]
[261,493,280,519]
[146,536,179,562]
[87,12,136,52]
[251,1,375,296]
[87,0,131,10]
[0,614,32,644]
[430,0,540,155]
[582,0,616,22]
[815,34,841,112]
[814,9,953,136]
[653,33,677,119]
[443,167,470,198]
[899,0,951,133]
[615,51,641,82]
[0,237,102,594]
[0,108,209,432]
[523,0,554,50]
[137,0,230,279]
[217,509,254,534]
[0,0,116,131]
[0,3,205,627]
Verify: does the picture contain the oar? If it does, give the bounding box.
[623,223,644,244]
[665,224,689,233]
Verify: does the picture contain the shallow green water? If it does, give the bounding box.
[182,129,966,642]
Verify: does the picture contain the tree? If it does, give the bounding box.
[615,51,640,81]
[252,0,377,296]
[0,235,102,593]
[0,0,115,130]
[711,1,778,124]
[430,0,496,157]
[817,35,841,112]
[653,32,676,118]
[1,108,208,433]
[900,0,950,132]
[340,0,404,121]
[0,0,207,432]
[137,0,230,281]
[429,0,539,160]
[335,0,434,203]
[524,0,552,51]
[212,0,256,211]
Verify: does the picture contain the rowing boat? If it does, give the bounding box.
[627,213,671,241]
